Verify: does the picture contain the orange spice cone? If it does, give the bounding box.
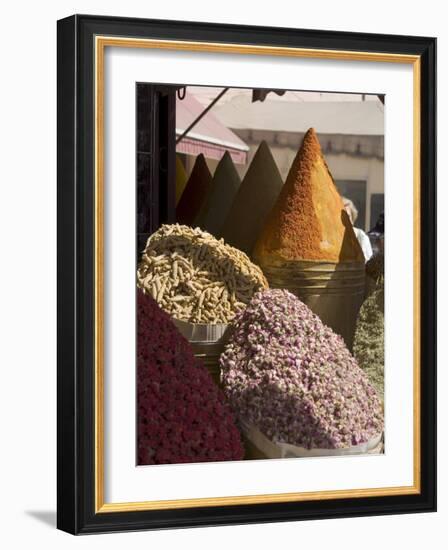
[176,154,212,226]
[221,141,284,256]
[253,129,365,350]
[254,128,364,263]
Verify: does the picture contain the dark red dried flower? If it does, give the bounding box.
[137,290,244,465]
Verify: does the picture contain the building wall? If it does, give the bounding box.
[326,154,384,230]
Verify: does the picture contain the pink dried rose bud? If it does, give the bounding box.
[137,290,244,464]
[221,289,384,449]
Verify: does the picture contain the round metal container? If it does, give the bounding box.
[259,258,366,351]
[173,319,229,387]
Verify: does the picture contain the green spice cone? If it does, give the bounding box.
[176,154,212,226]
[195,151,241,237]
[221,141,284,256]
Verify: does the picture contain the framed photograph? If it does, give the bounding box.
[57,14,436,534]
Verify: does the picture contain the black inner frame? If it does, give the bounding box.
[136,83,176,253]
[57,14,436,535]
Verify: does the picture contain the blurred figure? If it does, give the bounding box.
[343,197,373,263]
[368,211,385,257]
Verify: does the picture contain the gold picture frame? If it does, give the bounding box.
[57,15,436,534]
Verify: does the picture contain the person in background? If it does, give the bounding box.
[368,211,385,257]
[342,197,373,263]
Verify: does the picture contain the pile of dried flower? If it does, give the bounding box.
[221,289,383,449]
[354,281,384,399]
[137,290,244,465]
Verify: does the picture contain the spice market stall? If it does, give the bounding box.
[136,84,385,463]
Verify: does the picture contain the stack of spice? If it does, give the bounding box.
[137,224,268,385]
[353,283,384,400]
[137,224,268,324]
[176,154,212,226]
[175,155,188,205]
[354,251,385,400]
[195,151,241,237]
[365,249,384,296]
[220,288,383,456]
[137,290,244,464]
[221,141,284,256]
[253,128,365,349]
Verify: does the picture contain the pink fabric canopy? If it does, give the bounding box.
[176,92,248,164]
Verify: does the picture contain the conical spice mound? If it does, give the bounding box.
[221,141,284,256]
[176,154,212,226]
[195,151,241,237]
[175,155,188,206]
[253,128,363,264]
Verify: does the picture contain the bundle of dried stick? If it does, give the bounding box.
[137,224,268,323]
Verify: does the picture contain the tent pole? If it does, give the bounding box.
[176,87,229,145]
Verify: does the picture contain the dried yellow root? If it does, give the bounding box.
[137,224,268,323]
